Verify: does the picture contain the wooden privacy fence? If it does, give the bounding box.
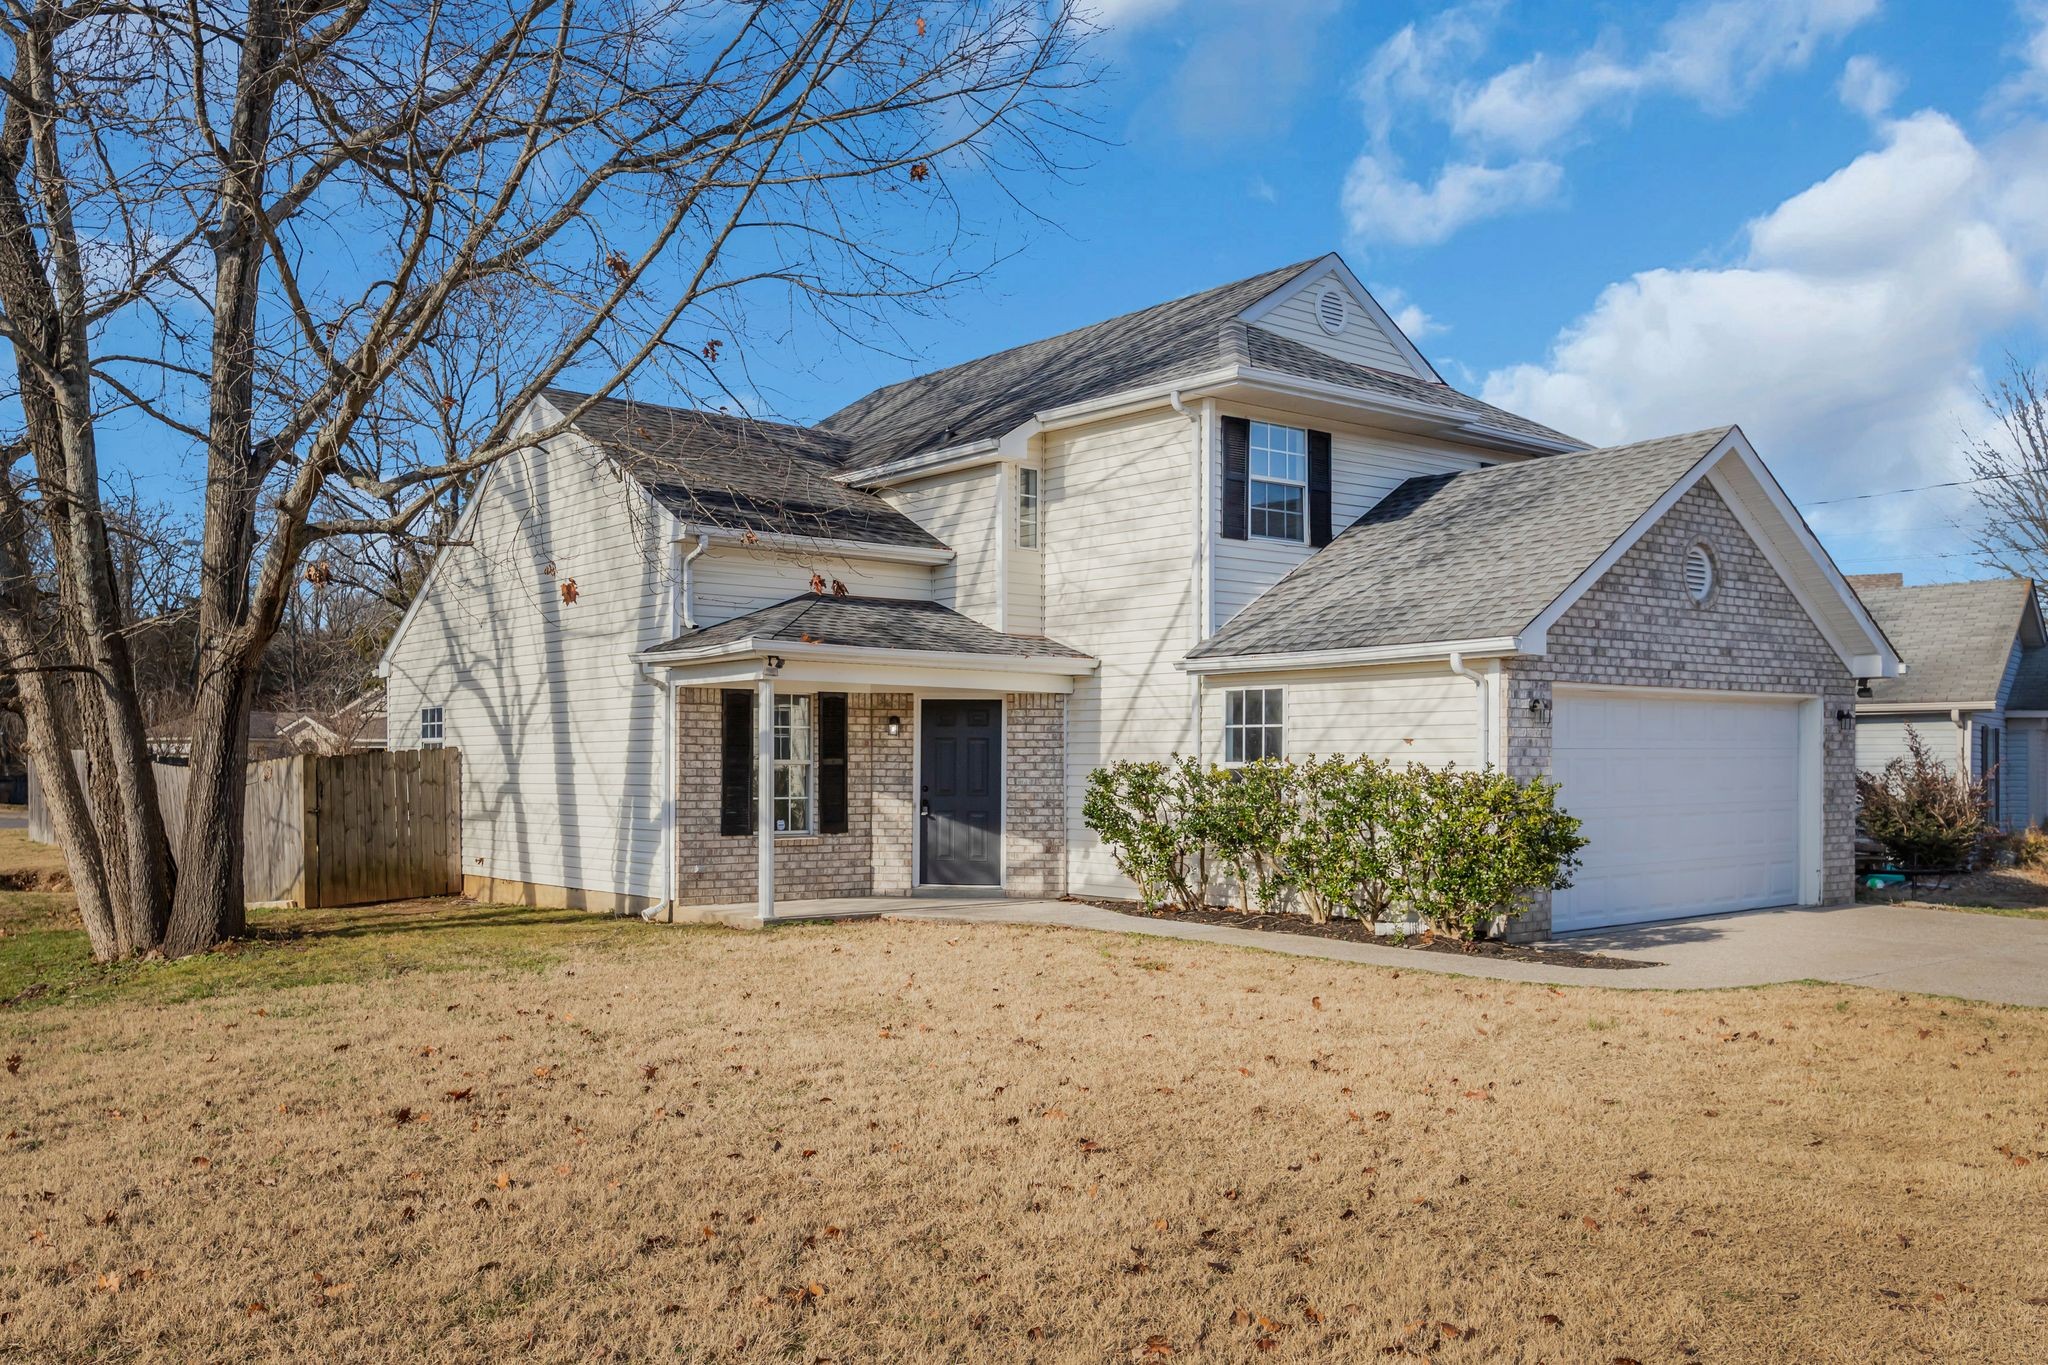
[29,748,460,908]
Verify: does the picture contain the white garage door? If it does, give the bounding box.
[1550,690,1805,932]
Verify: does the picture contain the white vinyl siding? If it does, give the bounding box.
[1202,666,1477,769]
[382,432,672,903]
[1252,269,1424,377]
[1045,409,1196,895]
[689,544,932,625]
[1211,408,1494,632]
[880,466,1002,628]
[1854,714,1949,776]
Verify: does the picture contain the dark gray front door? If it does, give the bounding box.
[920,699,1002,886]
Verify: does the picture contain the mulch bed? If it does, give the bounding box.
[1061,897,1660,970]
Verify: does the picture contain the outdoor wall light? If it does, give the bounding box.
[886,715,902,736]
[764,654,785,672]
[1856,678,1874,699]
[1526,696,1552,723]
[1836,708,1856,733]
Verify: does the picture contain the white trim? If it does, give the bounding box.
[1235,252,1447,385]
[1225,367,1579,456]
[1184,636,1522,675]
[755,676,775,921]
[639,636,1093,676]
[1218,684,1286,765]
[1859,700,1995,716]
[674,523,953,565]
[831,438,1003,487]
[1555,681,1823,705]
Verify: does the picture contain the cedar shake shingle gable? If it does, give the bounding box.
[1188,429,1732,658]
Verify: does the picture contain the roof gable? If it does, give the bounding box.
[1189,426,1899,677]
[1235,254,1441,383]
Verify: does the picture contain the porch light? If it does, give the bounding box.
[1526,696,1552,723]
[886,715,902,736]
[1856,678,1874,699]
[1836,708,1856,733]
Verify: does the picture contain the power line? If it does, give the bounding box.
[1801,474,1999,507]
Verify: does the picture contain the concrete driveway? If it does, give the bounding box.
[868,896,2048,1007]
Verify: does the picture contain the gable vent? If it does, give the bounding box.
[1684,543,1716,604]
[1316,288,1347,335]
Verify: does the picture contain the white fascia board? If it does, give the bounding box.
[1226,367,1582,456]
[1703,435,1903,677]
[831,438,1003,487]
[1182,636,1522,675]
[1857,700,1993,716]
[638,636,1095,676]
[673,523,953,565]
[1236,251,1447,385]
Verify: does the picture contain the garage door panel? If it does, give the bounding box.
[1551,691,1805,933]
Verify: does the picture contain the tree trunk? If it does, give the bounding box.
[162,654,260,955]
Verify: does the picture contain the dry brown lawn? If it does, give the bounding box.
[2,903,2046,1363]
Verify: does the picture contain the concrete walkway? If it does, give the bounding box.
[742,894,2048,1007]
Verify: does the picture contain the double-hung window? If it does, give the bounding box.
[1222,688,1284,764]
[1017,467,1041,549]
[419,706,445,749]
[772,695,814,833]
[1248,421,1308,542]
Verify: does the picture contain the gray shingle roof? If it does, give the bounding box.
[1188,428,1732,659]
[818,261,1320,472]
[1854,578,2036,707]
[1241,326,1582,449]
[651,595,1091,660]
[546,389,942,550]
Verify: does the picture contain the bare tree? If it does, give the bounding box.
[1969,357,2048,584]
[0,0,1091,960]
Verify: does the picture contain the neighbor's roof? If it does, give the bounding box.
[1852,577,2039,708]
[1188,428,1732,659]
[545,389,942,550]
[650,595,1091,660]
[818,261,1580,473]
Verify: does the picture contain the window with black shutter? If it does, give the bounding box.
[1220,415,1249,540]
[719,690,754,836]
[818,694,849,834]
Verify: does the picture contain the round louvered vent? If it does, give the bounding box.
[1317,288,1347,334]
[1684,543,1716,604]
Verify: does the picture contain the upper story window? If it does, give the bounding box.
[1249,422,1307,543]
[419,706,445,749]
[1222,687,1284,764]
[1017,467,1041,549]
[772,695,813,834]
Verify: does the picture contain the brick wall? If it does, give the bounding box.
[1501,481,1856,940]
[673,687,1065,909]
[1003,693,1067,897]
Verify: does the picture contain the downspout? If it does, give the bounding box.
[643,532,709,923]
[1172,389,1205,754]
[1448,651,1491,771]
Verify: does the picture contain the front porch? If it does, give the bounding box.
[637,595,1096,923]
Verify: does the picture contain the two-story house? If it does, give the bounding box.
[379,255,1900,939]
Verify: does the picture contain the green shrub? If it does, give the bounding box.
[1857,727,1987,870]
[1402,766,1585,940]
[1080,754,1586,939]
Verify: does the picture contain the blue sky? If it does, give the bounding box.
[770,0,2048,583]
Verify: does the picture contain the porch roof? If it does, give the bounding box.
[649,595,1091,661]
[639,595,1096,691]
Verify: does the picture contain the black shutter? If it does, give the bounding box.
[719,690,754,836]
[818,693,849,835]
[1308,429,1333,547]
[1220,416,1249,540]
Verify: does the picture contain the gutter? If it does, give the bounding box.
[1182,636,1525,675]
[637,637,1096,675]
[673,523,953,566]
[1447,650,1496,770]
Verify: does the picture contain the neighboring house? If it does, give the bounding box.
[379,254,1899,939]
[149,695,388,761]
[1849,574,2047,829]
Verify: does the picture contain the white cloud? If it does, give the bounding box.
[1479,111,2048,562]
[1836,55,1902,120]
[1373,284,1445,339]
[1347,0,1878,245]
[1082,0,1185,26]
[1342,153,1561,248]
[1992,0,2048,108]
